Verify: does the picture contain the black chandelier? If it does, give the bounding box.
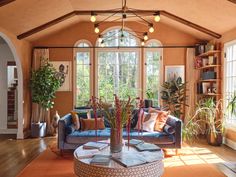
[89,0,161,47]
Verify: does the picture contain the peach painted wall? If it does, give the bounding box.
[0,27,32,134]
[32,21,199,117]
[220,27,236,144]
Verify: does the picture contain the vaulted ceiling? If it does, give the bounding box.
[0,0,235,41]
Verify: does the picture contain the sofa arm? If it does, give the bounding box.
[58,114,73,150]
[166,115,182,148]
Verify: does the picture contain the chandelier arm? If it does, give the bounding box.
[130,11,152,25]
[97,11,119,25]
[125,30,143,40]
[125,28,145,34]
[109,17,123,23]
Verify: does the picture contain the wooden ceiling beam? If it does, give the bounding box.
[0,0,15,7]
[17,11,77,40]
[17,10,222,40]
[161,11,221,39]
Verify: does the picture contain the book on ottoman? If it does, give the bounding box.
[90,154,111,166]
[83,142,108,150]
[135,143,161,152]
[112,153,147,167]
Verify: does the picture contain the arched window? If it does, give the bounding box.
[96,28,140,102]
[74,40,92,107]
[144,40,163,106]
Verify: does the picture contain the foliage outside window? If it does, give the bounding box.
[225,41,236,124]
[75,42,91,107]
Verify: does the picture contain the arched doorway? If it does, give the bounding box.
[0,32,23,139]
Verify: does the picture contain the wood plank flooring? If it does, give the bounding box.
[0,135,236,177]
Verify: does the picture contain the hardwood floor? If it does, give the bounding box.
[0,135,56,177]
[0,135,235,177]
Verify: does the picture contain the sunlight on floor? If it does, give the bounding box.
[164,146,225,167]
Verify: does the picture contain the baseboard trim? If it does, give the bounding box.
[0,129,17,134]
[223,137,236,150]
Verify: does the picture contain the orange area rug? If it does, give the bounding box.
[17,149,227,177]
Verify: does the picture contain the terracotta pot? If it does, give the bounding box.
[207,131,222,146]
[110,128,123,153]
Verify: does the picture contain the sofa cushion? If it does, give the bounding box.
[65,128,175,145]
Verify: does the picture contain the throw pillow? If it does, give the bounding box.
[70,111,80,130]
[163,124,175,134]
[81,118,105,131]
[142,113,158,132]
[154,110,169,132]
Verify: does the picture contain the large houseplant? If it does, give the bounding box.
[197,98,223,146]
[161,77,187,118]
[30,58,62,137]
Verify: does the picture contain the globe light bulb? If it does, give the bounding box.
[143,33,148,41]
[94,26,99,33]
[141,40,145,46]
[101,42,105,47]
[98,35,103,43]
[149,25,154,33]
[90,15,96,23]
[154,15,160,22]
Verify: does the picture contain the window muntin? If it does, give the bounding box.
[225,41,236,124]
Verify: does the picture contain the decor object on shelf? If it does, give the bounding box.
[161,76,187,118]
[165,65,185,82]
[90,0,161,46]
[50,61,72,91]
[90,95,137,153]
[30,58,62,137]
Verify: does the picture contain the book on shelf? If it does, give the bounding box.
[125,139,144,146]
[90,154,111,166]
[83,141,109,150]
[74,149,100,159]
[134,142,161,152]
[112,153,147,167]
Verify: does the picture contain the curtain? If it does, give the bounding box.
[185,48,196,121]
[31,49,53,134]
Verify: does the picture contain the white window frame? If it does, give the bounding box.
[143,39,163,105]
[224,39,236,128]
[95,26,141,98]
[73,40,93,108]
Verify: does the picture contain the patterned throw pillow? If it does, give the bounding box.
[80,118,105,131]
[70,111,80,130]
[148,108,169,132]
[142,113,158,132]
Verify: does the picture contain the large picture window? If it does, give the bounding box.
[75,41,91,107]
[224,40,236,124]
[144,41,162,106]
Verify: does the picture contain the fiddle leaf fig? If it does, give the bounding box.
[30,59,62,109]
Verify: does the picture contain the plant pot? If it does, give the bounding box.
[207,131,222,146]
[110,128,123,153]
[144,99,153,108]
[31,122,47,138]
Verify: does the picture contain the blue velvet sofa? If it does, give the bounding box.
[58,109,182,150]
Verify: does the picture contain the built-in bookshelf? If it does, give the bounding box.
[194,44,222,102]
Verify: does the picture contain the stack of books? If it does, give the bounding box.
[90,154,112,166]
[83,142,109,150]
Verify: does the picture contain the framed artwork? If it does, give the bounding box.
[165,65,185,82]
[50,61,72,91]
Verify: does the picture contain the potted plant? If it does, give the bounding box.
[144,88,154,108]
[197,98,223,146]
[30,58,62,137]
[161,77,187,118]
